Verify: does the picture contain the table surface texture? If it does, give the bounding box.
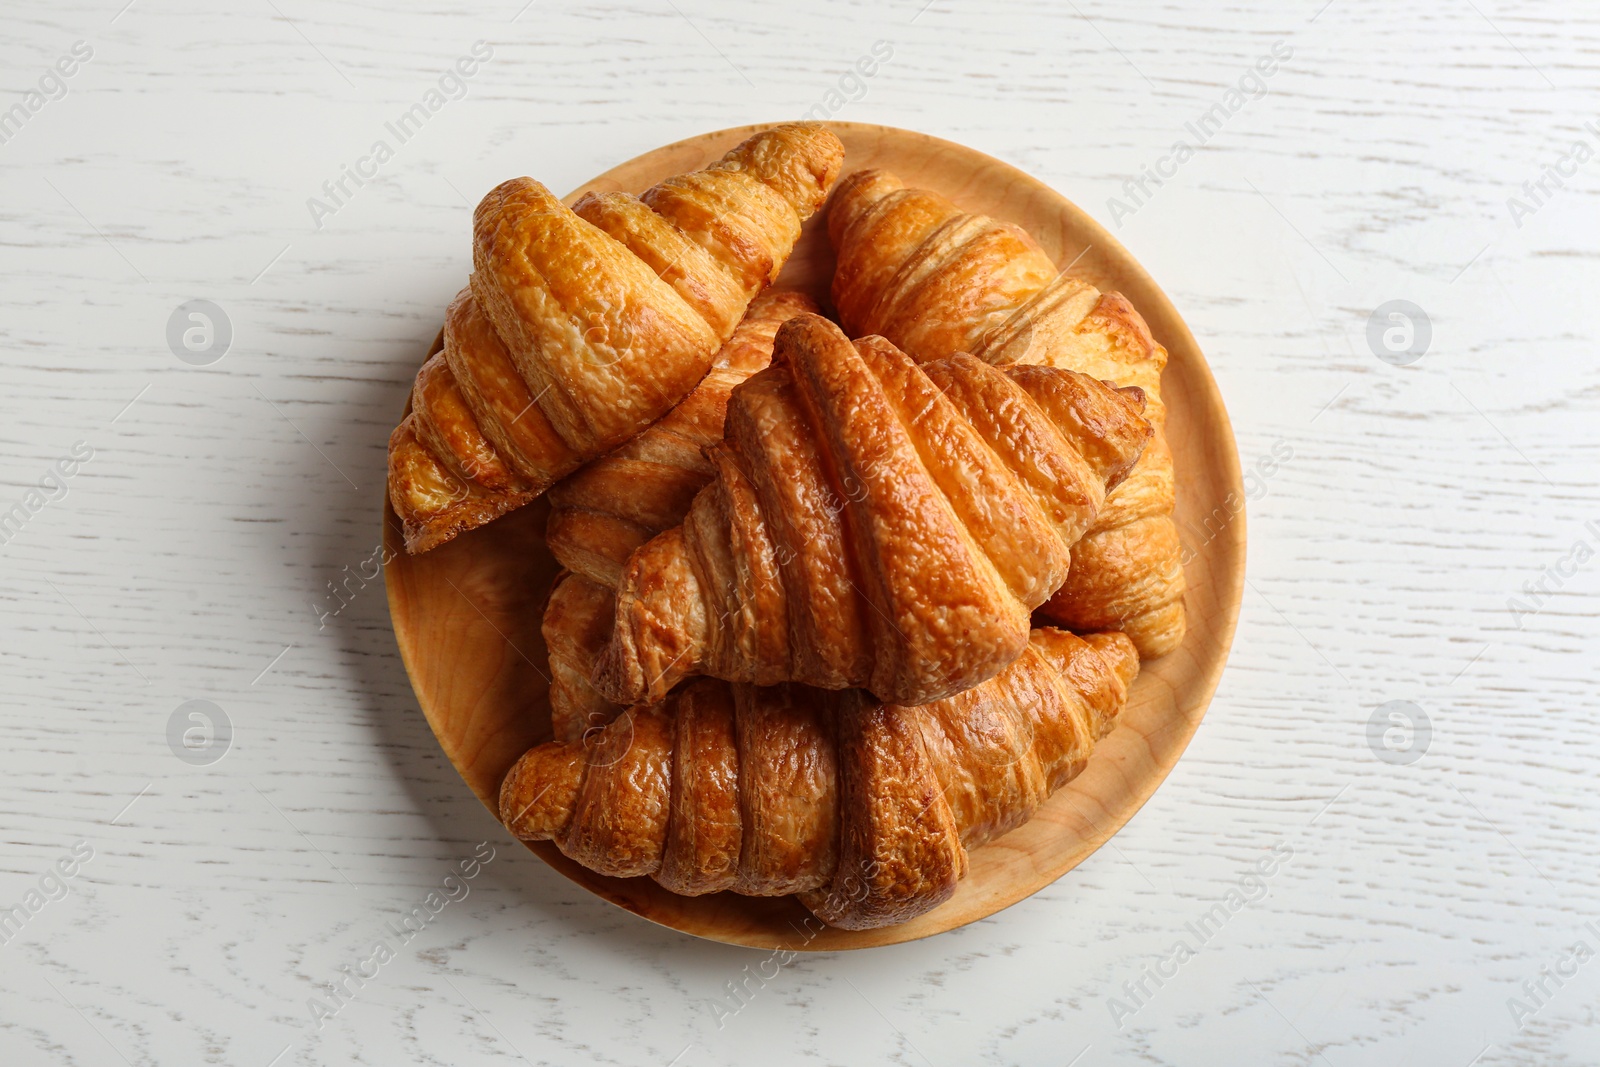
[1,1,1597,1065]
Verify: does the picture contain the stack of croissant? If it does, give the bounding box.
[389,124,1188,931]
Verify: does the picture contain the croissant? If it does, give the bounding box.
[543,572,621,744]
[542,289,819,741]
[545,289,820,588]
[591,312,1152,708]
[501,628,1139,929]
[828,169,1186,657]
[387,122,844,553]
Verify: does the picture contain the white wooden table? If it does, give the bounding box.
[3,1,1597,1064]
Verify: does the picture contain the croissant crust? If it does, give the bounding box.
[502,628,1139,929]
[592,313,1151,708]
[387,123,844,553]
[542,289,820,740]
[828,168,1186,656]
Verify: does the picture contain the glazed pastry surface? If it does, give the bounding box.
[541,289,819,738]
[387,123,844,553]
[829,168,1185,657]
[592,313,1151,707]
[501,629,1138,929]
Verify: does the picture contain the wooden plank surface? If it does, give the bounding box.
[0,1,1596,1064]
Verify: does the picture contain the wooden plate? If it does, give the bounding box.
[383,123,1245,950]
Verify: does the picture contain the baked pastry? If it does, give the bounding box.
[542,572,622,744]
[545,289,820,588]
[501,628,1138,929]
[828,169,1186,657]
[542,289,819,741]
[387,123,844,553]
[592,313,1152,708]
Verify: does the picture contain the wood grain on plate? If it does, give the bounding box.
[383,122,1245,950]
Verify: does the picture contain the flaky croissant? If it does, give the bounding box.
[591,313,1152,708]
[543,572,621,745]
[543,290,819,742]
[545,289,820,588]
[501,628,1138,930]
[828,169,1186,657]
[387,122,844,553]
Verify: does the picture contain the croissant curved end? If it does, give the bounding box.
[499,743,583,841]
[590,527,708,706]
[1082,630,1140,692]
[825,167,905,248]
[717,122,845,221]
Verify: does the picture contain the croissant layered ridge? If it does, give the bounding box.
[543,571,624,745]
[500,628,1139,929]
[545,288,821,589]
[591,313,1152,708]
[541,289,820,740]
[828,167,1187,657]
[387,123,845,554]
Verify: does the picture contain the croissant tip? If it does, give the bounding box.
[769,311,848,365]
[1078,631,1140,689]
[834,166,896,191]
[473,175,551,222]
[497,752,531,833]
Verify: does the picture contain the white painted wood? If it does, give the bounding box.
[1,0,1596,1064]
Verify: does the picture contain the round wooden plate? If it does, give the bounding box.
[384,122,1245,950]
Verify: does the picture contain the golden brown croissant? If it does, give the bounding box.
[591,312,1152,708]
[542,289,820,741]
[545,289,820,588]
[501,628,1138,929]
[387,123,844,554]
[828,169,1186,657]
[542,571,622,744]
